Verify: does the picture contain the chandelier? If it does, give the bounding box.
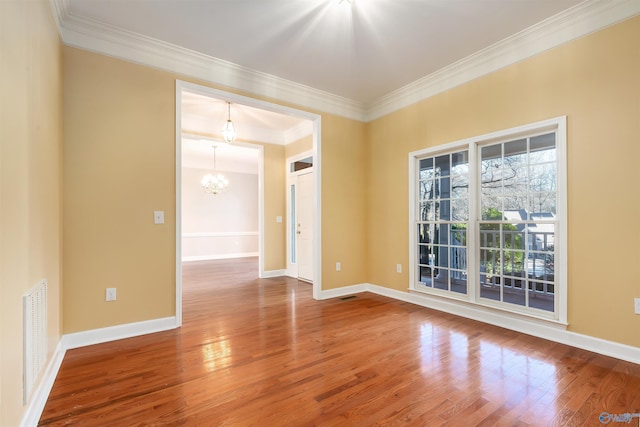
[221,101,237,143]
[201,145,229,195]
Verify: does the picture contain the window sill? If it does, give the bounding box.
[408,287,568,330]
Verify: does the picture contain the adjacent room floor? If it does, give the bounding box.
[39,258,640,426]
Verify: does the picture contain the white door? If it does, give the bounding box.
[296,172,314,282]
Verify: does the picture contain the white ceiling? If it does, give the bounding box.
[181,91,312,145]
[65,0,585,104]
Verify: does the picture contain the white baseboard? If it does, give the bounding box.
[324,283,640,365]
[182,252,258,262]
[319,284,368,300]
[21,316,179,426]
[63,316,178,350]
[20,340,66,427]
[260,269,286,278]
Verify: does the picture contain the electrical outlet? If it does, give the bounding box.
[106,288,117,302]
[396,264,402,273]
[336,262,341,272]
[634,298,640,315]
[154,210,164,224]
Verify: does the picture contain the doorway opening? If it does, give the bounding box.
[175,81,322,326]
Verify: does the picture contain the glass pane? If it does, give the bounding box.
[481,203,504,221]
[435,155,451,177]
[529,226,554,251]
[418,224,433,244]
[450,270,467,294]
[419,201,435,221]
[503,225,525,250]
[451,174,468,197]
[481,168,503,194]
[420,178,435,201]
[451,151,469,175]
[529,163,556,193]
[480,248,501,276]
[481,144,502,169]
[419,157,434,171]
[503,196,527,213]
[503,250,525,276]
[419,266,433,286]
[291,156,313,172]
[503,277,526,306]
[451,199,468,221]
[436,224,449,245]
[419,244,433,265]
[479,223,501,248]
[433,270,449,290]
[437,200,451,221]
[438,177,451,198]
[529,192,556,215]
[450,227,466,247]
[503,164,528,194]
[529,132,556,153]
[529,282,554,312]
[450,247,466,271]
[503,139,527,167]
[528,251,554,281]
[433,245,449,267]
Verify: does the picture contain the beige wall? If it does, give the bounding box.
[285,134,313,159]
[263,143,287,271]
[321,115,368,289]
[367,16,640,347]
[62,47,369,331]
[63,47,176,332]
[0,0,63,425]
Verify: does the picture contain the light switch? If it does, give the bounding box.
[276,216,283,223]
[154,211,164,224]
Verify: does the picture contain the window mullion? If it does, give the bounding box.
[468,142,478,303]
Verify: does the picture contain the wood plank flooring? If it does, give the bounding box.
[40,258,640,426]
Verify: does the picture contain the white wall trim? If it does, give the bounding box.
[182,231,259,238]
[261,269,287,279]
[20,340,66,427]
[51,0,639,122]
[182,252,259,262]
[62,316,178,350]
[318,284,369,300]
[320,283,640,365]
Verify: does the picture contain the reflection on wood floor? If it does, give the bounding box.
[40,257,640,426]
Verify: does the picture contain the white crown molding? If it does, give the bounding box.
[50,0,366,122]
[366,0,640,121]
[51,0,639,123]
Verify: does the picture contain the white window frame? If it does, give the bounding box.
[408,116,567,325]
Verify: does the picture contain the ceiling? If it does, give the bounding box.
[64,0,585,104]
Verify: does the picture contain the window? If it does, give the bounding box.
[417,151,469,294]
[410,117,566,323]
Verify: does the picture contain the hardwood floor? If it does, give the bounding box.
[40,258,640,426]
